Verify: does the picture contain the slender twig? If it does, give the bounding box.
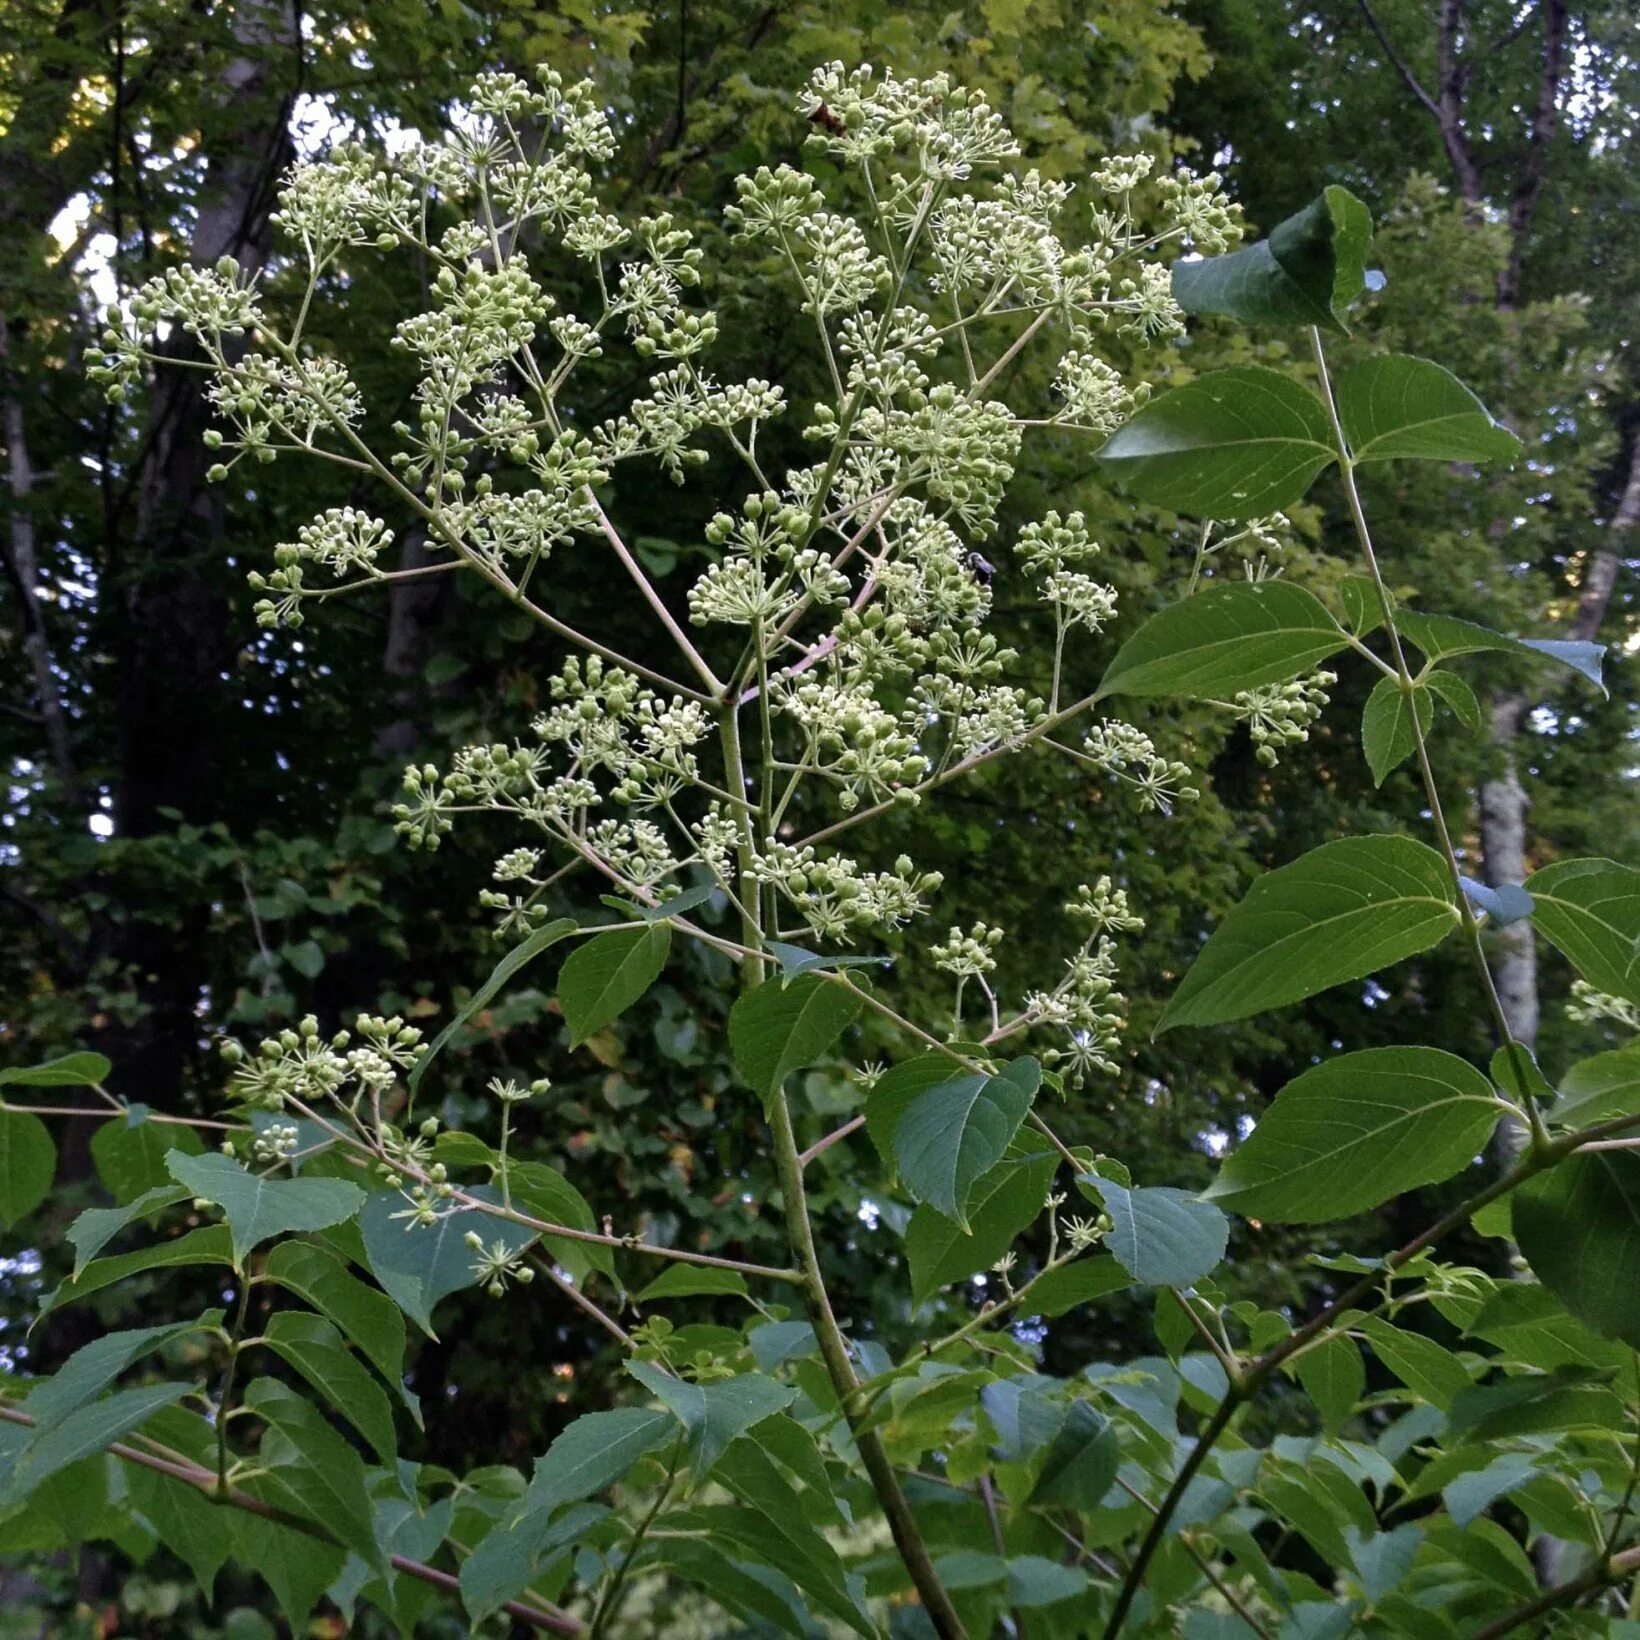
[1307,327,1546,1147]
[0,1104,234,1129]
[799,1113,865,1168]
[1113,1475,1273,1640]
[527,1252,633,1348]
[979,1474,1030,1640]
[1473,1542,1640,1639]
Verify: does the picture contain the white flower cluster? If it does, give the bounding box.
[218,1013,424,1113]
[98,61,1235,1074]
[1223,671,1336,767]
[932,922,1004,979]
[1082,721,1201,816]
[1015,511,1120,635]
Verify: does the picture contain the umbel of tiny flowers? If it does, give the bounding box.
[96,61,1245,1138]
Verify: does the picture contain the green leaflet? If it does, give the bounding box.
[1425,668,1483,731]
[0,1108,55,1228]
[1096,580,1347,702]
[228,1511,346,1634]
[1357,1317,1472,1411]
[1464,1282,1629,1375]
[166,1149,364,1265]
[260,1239,413,1414]
[1550,1045,1640,1128]
[1516,1149,1640,1350]
[1525,857,1640,1007]
[358,1184,533,1336]
[91,1108,204,1204]
[1026,1400,1118,1512]
[1158,835,1461,1031]
[647,1538,815,1637]
[1361,674,1433,786]
[66,1184,190,1275]
[1396,607,1606,694]
[1203,1047,1502,1223]
[906,1136,1056,1304]
[1336,355,1521,465]
[23,1317,217,1438]
[459,1501,605,1626]
[1083,1177,1228,1288]
[1294,1333,1364,1435]
[634,1263,749,1302]
[259,1310,399,1462]
[44,1224,235,1317]
[409,916,578,1093]
[559,922,671,1045]
[864,1053,960,1176]
[515,1406,676,1523]
[507,1159,616,1283]
[626,1362,793,1476]
[1172,184,1373,334]
[126,1463,233,1596]
[1026,1257,1132,1317]
[1098,366,1337,519]
[728,971,863,1112]
[239,1377,386,1575]
[893,1057,1040,1227]
[0,1051,112,1088]
[1,1382,193,1506]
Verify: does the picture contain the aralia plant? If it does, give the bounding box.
[1,60,1636,1640]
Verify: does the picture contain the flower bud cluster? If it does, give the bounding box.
[1082,721,1202,817]
[750,841,944,944]
[219,1013,423,1114]
[931,922,1004,979]
[111,61,1250,1084]
[1227,671,1336,767]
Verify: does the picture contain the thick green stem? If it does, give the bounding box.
[716,703,968,1640]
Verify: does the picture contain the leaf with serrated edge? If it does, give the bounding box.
[1084,1177,1227,1288]
[894,1059,1040,1226]
[1204,1047,1501,1223]
[166,1150,363,1266]
[1099,367,1337,519]
[260,1310,398,1462]
[1361,675,1433,786]
[1097,581,1346,702]
[1,1383,191,1505]
[1525,857,1640,1007]
[1550,1046,1640,1128]
[729,974,863,1111]
[1160,835,1460,1031]
[1337,355,1521,465]
[516,1406,675,1522]
[261,1240,412,1411]
[559,923,671,1046]
[1027,1400,1117,1511]
[1396,608,1606,695]
[907,1139,1056,1304]
[1516,1149,1640,1350]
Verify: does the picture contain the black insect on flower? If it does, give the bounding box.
[966,551,997,585]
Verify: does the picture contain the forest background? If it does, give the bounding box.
[1,0,1636,1629]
